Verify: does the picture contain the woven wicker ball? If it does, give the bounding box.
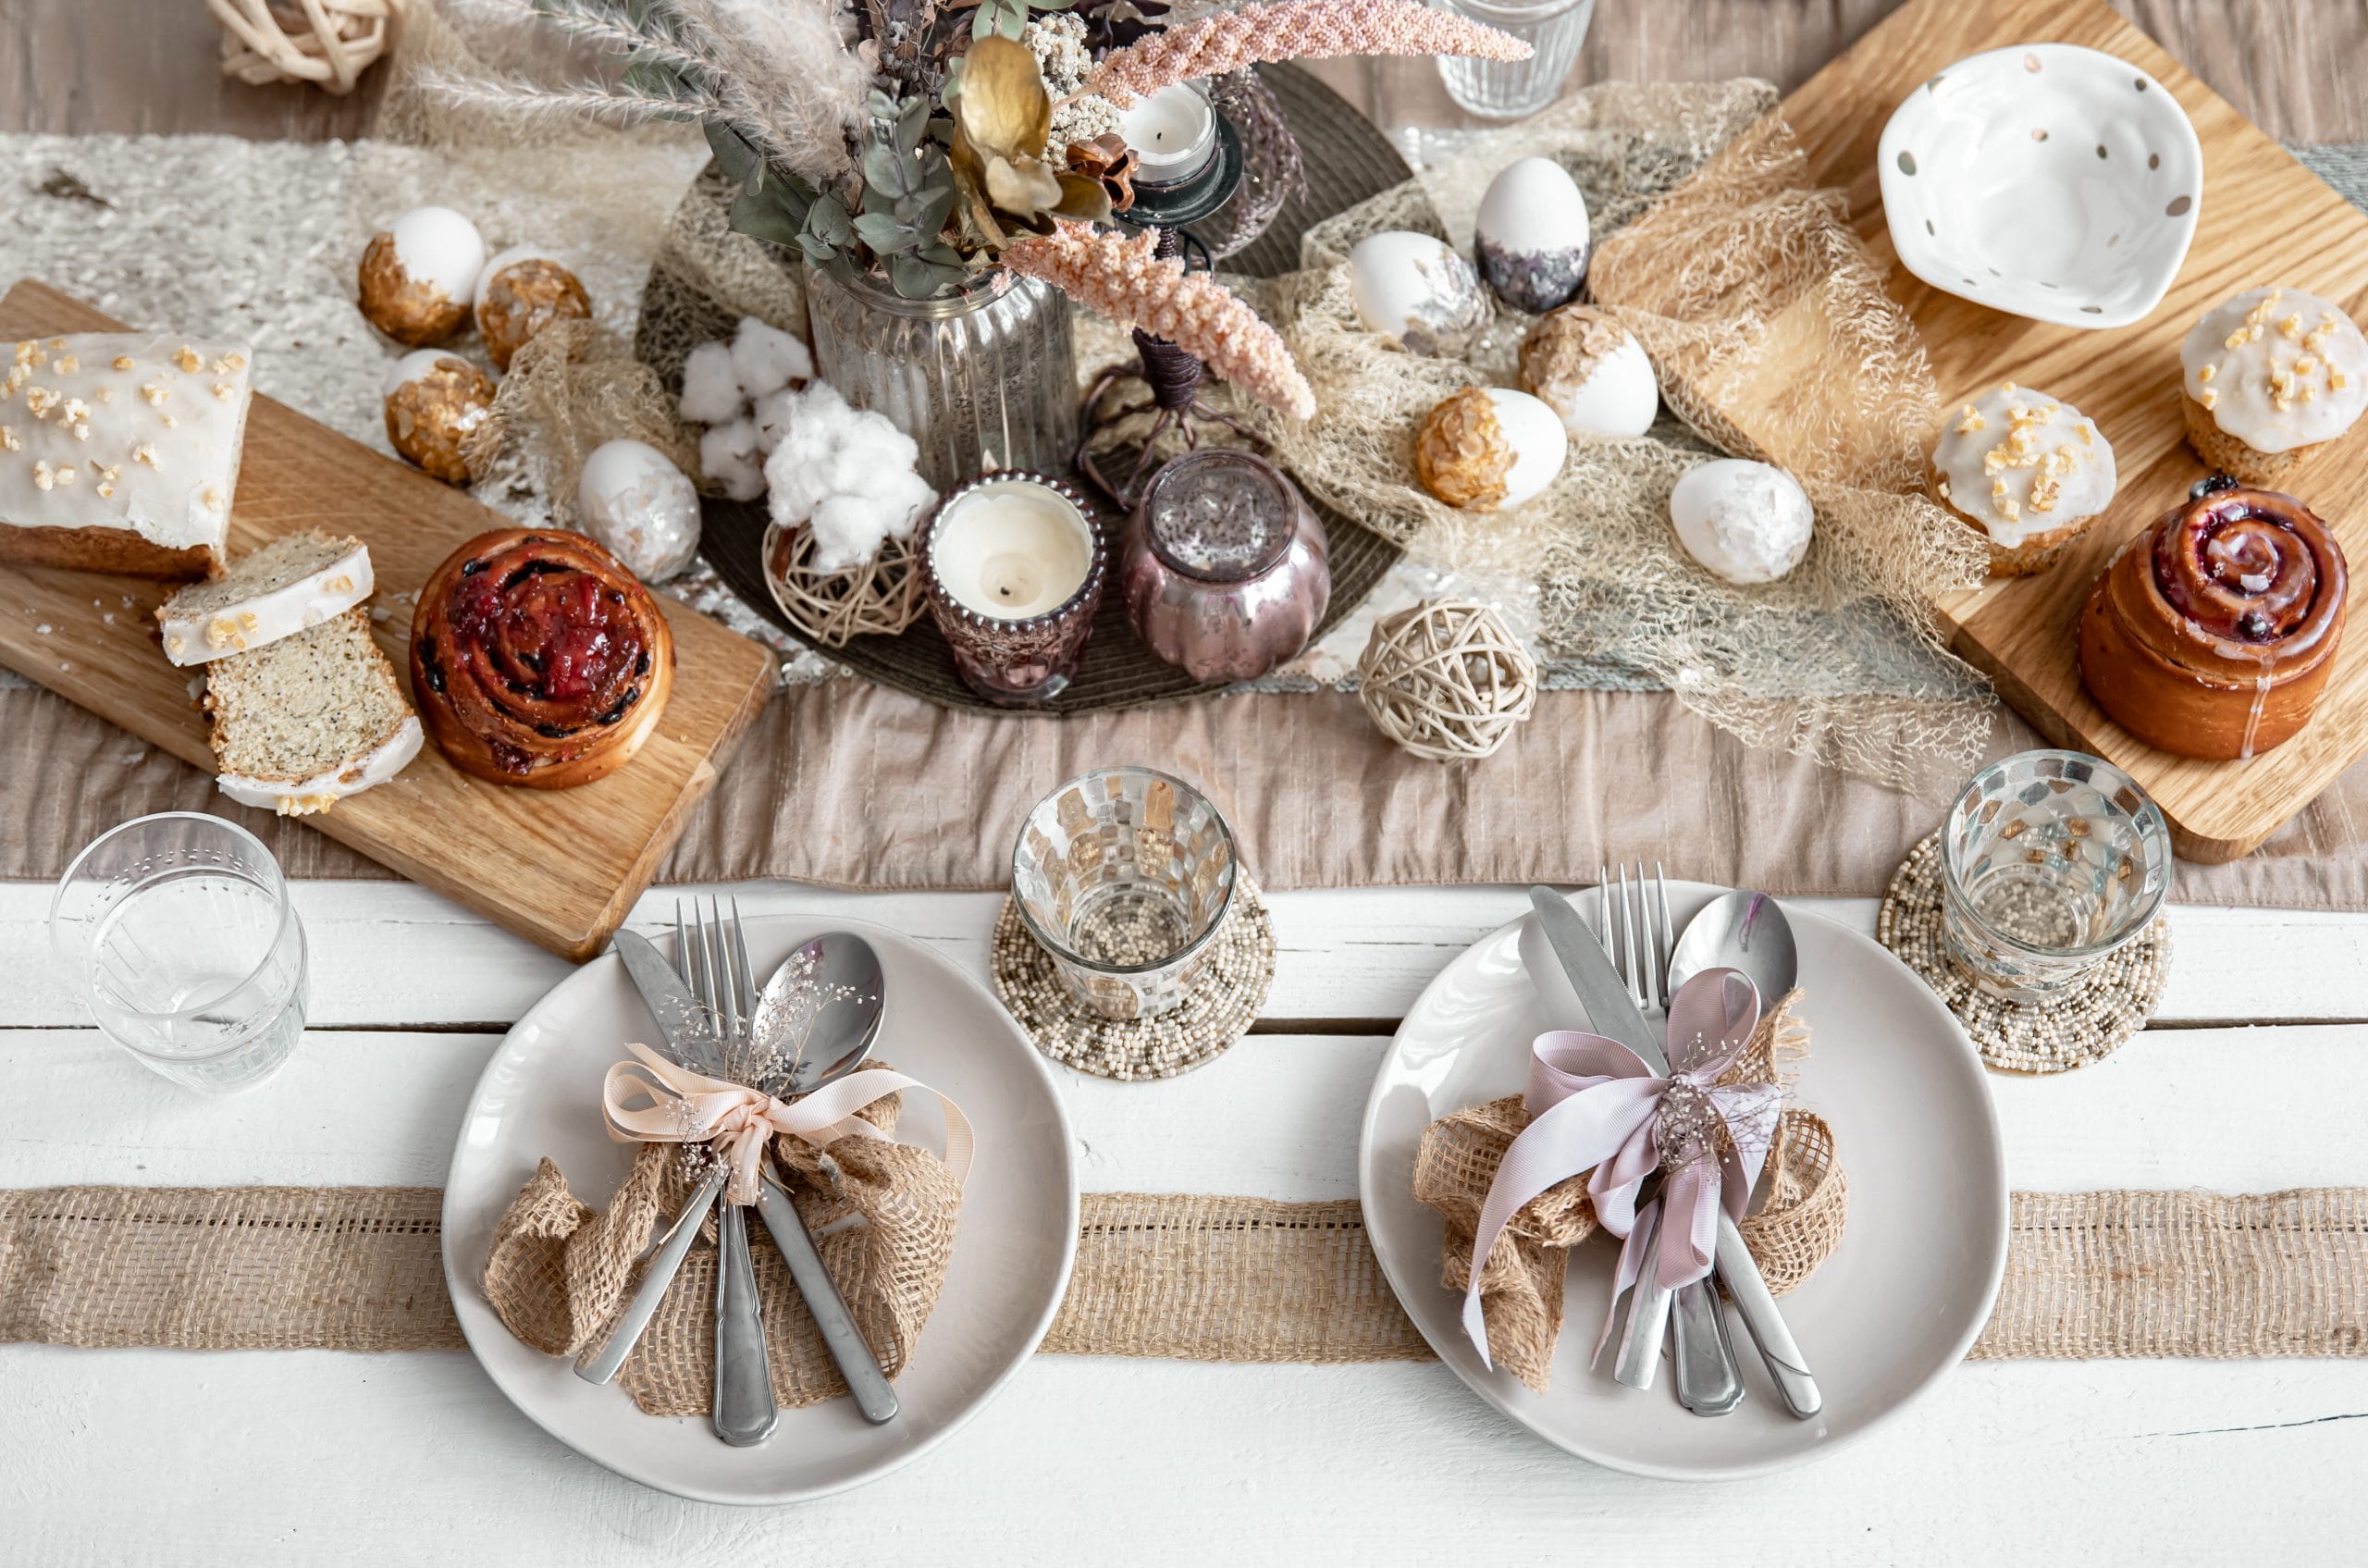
[762,523,925,648]
[1355,599,1539,762]
[208,0,394,94]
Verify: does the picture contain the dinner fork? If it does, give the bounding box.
[681,897,780,1447]
[1597,864,1745,1415]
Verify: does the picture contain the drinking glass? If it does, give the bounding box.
[1939,750,2171,1001]
[1011,768,1238,1019]
[1432,0,1596,120]
[51,813,309,1093]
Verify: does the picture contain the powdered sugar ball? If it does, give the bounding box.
[679,340,745,425]
[699,417,766,501]
[1668,458,1814,585]
[578,438,702,582]
[761,386,936,571]
[729,316,812,401]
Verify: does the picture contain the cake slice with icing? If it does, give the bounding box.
[0,333,254,578]
[203,609,421,815]
[155,530,374,665]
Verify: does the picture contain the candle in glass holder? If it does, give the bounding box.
[920,473,1108,705]
[1118,82,1217,186]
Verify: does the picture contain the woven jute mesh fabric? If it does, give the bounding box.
[1265,83,1994,794]
[1410,993,1841,1391]
[9,1186,2368,1364]
[474,1073,965,1417]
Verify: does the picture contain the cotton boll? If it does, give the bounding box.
[679,340,746,425]
[698,418,766,501]
[760,385,936,571]
[730,316,813,400]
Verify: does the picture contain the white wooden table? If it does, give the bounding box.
[4,877,2364,1562]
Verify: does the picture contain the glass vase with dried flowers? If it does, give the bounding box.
[428,0,1533,462]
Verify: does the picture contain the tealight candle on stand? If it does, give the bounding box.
[1118,82,1217,188]
[919,473,1108,705]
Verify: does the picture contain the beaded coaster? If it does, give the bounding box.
[993,876,1277,1081]
[1877,832,2171,1074]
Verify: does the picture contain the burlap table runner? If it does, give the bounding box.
[6,1184,2363,1363]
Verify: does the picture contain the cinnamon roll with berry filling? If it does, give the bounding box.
[410,528,675,788]
[2078,479,2349,760]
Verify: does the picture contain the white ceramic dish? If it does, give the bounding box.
[1357,883,2007,1481]
[441,914,1079,1505]
[1876,43,2202,329]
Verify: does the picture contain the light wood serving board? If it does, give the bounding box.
[1775,0,2368,861]
[0,281,775,960]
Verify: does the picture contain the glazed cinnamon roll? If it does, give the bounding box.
[2078,480,2349,760]
[410,528,675,788]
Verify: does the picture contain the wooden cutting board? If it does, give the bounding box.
[1775,0,2368,861]
[0,281,774,959]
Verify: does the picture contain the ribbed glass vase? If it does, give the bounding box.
[804,264,1079,491]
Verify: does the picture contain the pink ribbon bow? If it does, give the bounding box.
[601,1043,975,1204]
[1459,968,1782,1371]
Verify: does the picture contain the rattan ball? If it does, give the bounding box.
[1355,599,1539,762]
[208,0,394,94]
[762,523,926,648]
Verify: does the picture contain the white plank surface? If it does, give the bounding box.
[5,874,2367,1563]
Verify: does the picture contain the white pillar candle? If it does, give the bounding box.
[931,479,1095,619]
[1118,82,1216,185]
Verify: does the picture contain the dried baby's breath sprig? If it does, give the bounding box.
[1000,222,1316,419]
[1082,0,1530,107]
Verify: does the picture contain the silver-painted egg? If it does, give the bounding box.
[1349,231,1489,357]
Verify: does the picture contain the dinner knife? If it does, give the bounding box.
[1528,887,1824,1420]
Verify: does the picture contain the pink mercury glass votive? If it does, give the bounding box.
[1117,450,1330,685]
[919,471,1109,705]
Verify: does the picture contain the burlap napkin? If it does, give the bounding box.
[1412,992,1845,1391]
[481,1071,962,1415]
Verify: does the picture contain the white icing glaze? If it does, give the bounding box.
[0,334,253,551]
[216,715,422,815]
[2180,287,2368,452]
[1930,381,2116,547]
[1669,459,1814,585]
[157,541,375,666]
[386,206,487,307]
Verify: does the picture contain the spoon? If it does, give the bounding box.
[742,932,902,1425]
[1666,891,1823,1421]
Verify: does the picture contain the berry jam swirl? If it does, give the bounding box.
[416,531,658,775]
[2150,486,2346,654]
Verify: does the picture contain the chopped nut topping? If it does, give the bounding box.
[220,352,247,371]
[211,381,235,401]
[2201,388,2220,411]
[327,574,353,594]
[2078,422,2095,445]
[1955,404,1985,434]
[205,617,237,648]
[1998,497,2021,523]
[203,486,227,512]
[2336,371,2352,391]
[53,354,78,375]
[94,386,113,403]
[31,460,54,490]
[0,426,15,452]
[173,346,203,374]
[2281,314,2305,340]
[138,381,168,407]
[132,443,159,469]
[53,463,75,486]
[2198,363,2216,384]
[2226,330,2250,351]
[159,413,177,428]
[24,386,57,418]
[111,355,133,371]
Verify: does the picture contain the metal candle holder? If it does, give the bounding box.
[1076,111,1269,511]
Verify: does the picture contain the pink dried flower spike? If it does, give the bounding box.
[1085,0,1531,107]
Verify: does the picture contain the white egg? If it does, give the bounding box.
[1486,389,1570,510]
[475,243,567,302]
[578,438,701,583]
[383,347,469,397]
[1349,231,1488,356]
[1669,459,1815,585]
[1474,157,1592,315]
[387,206,487,306]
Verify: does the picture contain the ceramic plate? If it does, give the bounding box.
[1877,43,2202,328]
[442,914,1079,1505]
[1357,883,2006,1481]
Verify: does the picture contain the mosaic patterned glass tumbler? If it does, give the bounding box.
[1431,0,1596,120]
[1012,767,1239,1019]
[1939,749,2172,1001]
